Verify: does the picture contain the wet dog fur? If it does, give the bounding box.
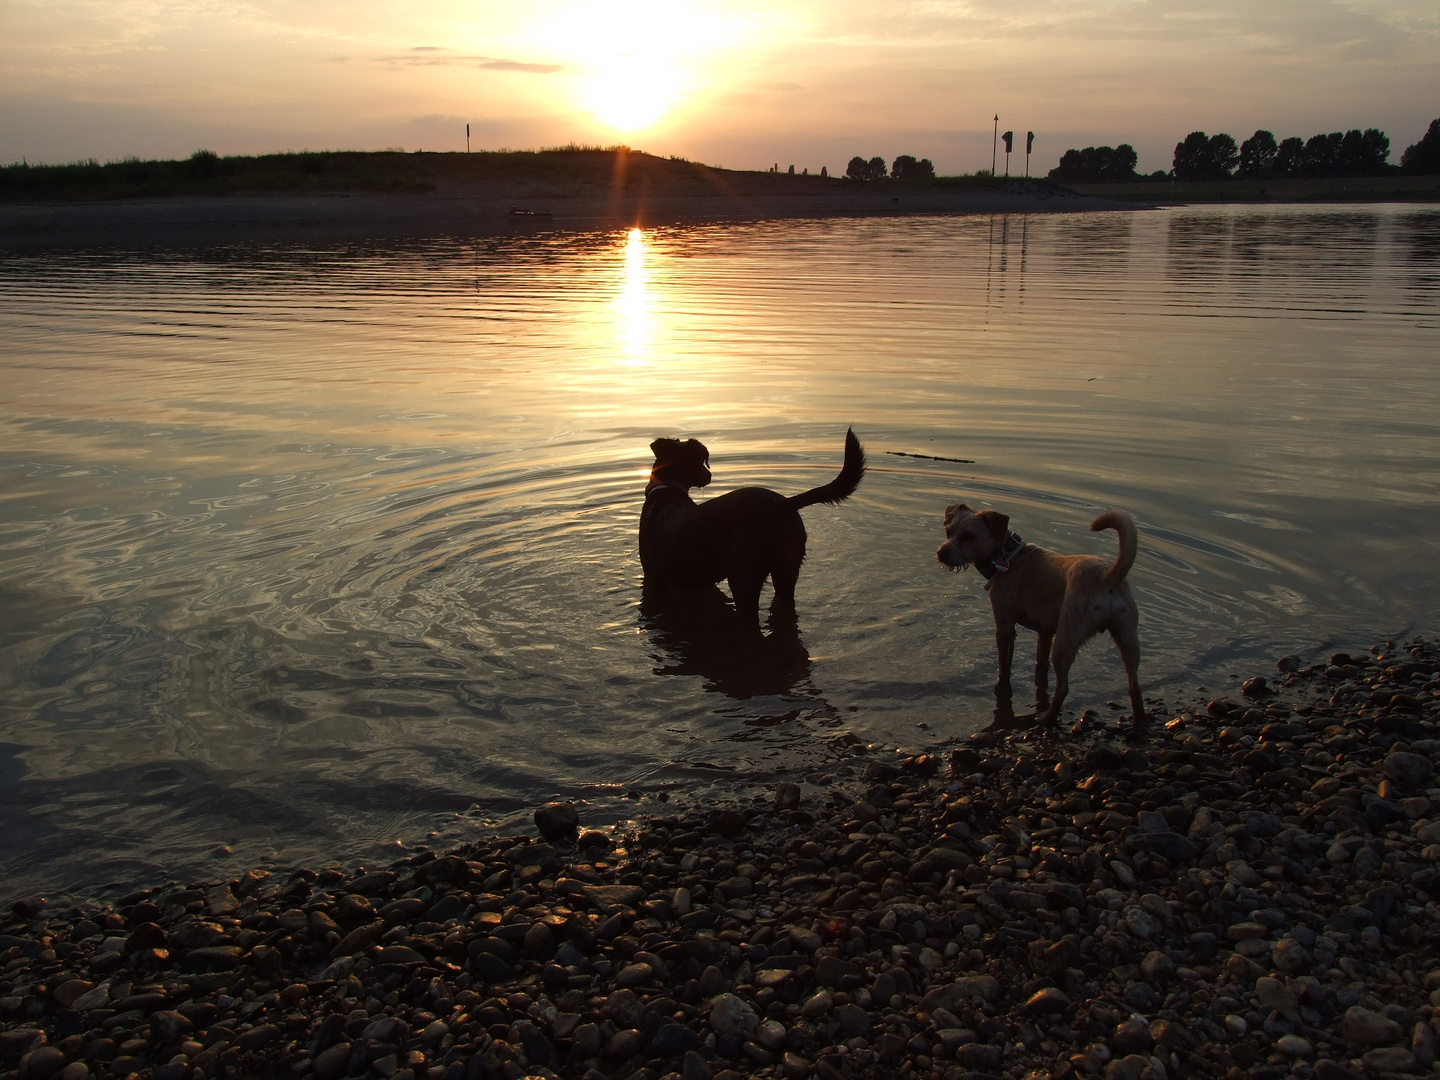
[936,503,1146,724]
[640,429,865,626]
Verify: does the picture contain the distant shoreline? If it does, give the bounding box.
[0,184,1136,250]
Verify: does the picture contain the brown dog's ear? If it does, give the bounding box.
[984,511,1011,541]
[943,502,971,529]
[650,437,683,460]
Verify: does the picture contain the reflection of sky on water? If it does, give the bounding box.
[0,205,1437,901]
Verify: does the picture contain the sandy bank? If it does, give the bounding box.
[0,184,1136,250]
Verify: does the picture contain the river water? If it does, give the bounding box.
[1,204,1437,901]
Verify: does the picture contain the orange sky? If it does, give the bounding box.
[2,0,1437,174]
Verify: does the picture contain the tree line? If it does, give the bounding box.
[845,155,935,181]
[1050,117,1440,183]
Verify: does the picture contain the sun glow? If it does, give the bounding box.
[586,63,680,133]
[538,0,738,133]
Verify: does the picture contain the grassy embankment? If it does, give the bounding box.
[0,147,1015,203]
[1070,174,1440,203]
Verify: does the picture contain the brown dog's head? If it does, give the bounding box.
[649,437,712,491]
[936,502,1010,570]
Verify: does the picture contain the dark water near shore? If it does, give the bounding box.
[1,205,1438,901]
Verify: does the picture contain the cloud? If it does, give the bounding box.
[479,58,563,73]
[376,52,563,73]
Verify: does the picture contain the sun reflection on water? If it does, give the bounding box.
[617,227,650,363]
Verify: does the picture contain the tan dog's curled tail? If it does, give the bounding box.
[1091,509,1138,587]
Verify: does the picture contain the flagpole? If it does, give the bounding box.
[991,115,998,175]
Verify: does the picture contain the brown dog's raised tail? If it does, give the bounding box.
[1090,509,1138,587]
[787,428,867,509]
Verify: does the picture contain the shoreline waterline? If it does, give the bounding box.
[0,187,1138,250]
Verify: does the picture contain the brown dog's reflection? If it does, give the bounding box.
[639,582,813,700]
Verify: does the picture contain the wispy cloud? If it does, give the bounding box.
[377,50,562,73]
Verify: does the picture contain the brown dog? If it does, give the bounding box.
[936,503,1145,724]
[640,429,865,625]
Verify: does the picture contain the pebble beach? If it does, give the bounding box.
[5,637,1440,1080]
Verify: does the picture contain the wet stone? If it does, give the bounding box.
[534,801,580,842]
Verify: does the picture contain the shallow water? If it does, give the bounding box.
[1,204,1438,900]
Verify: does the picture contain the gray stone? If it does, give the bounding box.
[921,975,1000,1012]
[1413,1021,1438,1067]
[18,1047,65,1080]
[682,1050,713,1080]
[1022,986,1070,1016]
[605,989,643,1028]
[799,989,833,1019]
[1110,1018,1153,1056]
[1385,752,1433,791]
[1361,1046,1417,1072]
[1341,1005,1403,1046]
[607,1028,645,1060]
[1255,976,1299,1020]
[1273,937,1311,974]
[312,1043,352,1080]
[1140,950,1175,983]
[1123,906,1158,938]
[709,993,759,1036]
[1103,1054,1152,1080]
[836,1003,870,1037]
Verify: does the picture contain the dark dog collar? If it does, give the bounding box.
[977,532,1025,580]
[645,479,689,496]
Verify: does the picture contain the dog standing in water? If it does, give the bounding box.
[935,503,1146,724]
[640,429,866,626]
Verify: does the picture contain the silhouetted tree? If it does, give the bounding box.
[1238,130,1278,177]
[1337,128,1390,175]
[1300,132,1343,176]
[1173,131,1238,180]
[1274,136,1305,177]
[890,155,935,180]
[1050,144,1138,183]
[846,155,889,181]
[1401,118,1440,175]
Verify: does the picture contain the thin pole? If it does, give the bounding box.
[466,124,470,153]
[991,115,998,175]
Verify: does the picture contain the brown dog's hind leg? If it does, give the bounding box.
[1039,633,1079,725]
[769,556,801,617]
[1111,623,1146,723]
[1034,629,1054,710]
[728,572,765,628]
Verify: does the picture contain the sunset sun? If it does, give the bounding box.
[541,0,734,133]
[585,61,679,133]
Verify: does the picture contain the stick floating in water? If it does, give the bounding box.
[885,451,977,464]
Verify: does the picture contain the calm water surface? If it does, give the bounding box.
[2,204,1438,900]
